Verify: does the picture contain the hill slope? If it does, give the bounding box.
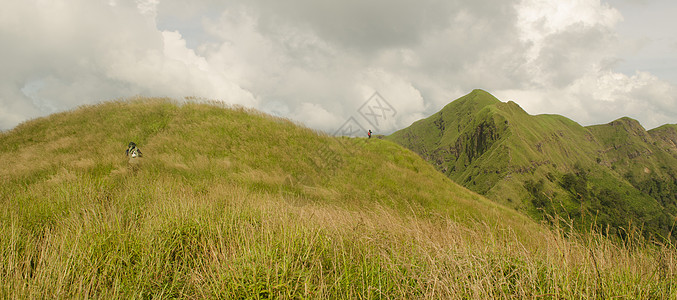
[1,98,675,298]
[388,89,677,239]
[0,98,522,227]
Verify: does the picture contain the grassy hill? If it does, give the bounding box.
[1,98,675,298]
[388,90,677,239]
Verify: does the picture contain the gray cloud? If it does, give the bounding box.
[535,23,619,88]
[0,0,163,127]
[1,0,675,132]
[251,0,454,51]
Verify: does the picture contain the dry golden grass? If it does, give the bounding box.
[3,176,673,298]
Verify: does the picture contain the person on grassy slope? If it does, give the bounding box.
[126,142,142,158]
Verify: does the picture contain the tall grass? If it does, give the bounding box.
[2,173,674,298]
[1,99,675,298]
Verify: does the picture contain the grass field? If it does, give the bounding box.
[1,98,675,298]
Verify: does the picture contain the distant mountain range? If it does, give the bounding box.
[388,89,677,239]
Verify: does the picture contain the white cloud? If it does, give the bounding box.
[356,69,426,132]
[489,0,676,129]
[292,102,341,131]
[136,0,160,18]
[0,0,675,133]
[0,0,256,129]
[496,70,677,129]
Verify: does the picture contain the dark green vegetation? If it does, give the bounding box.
[1,98,675,298]
[388,89,677,240]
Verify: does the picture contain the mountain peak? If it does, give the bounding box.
[466,89,501,104]
[603,117,651,140]
[468,88,491,96]
[437,89,501,116]
[608,117,645,131]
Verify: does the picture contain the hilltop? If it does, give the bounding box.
[1,98,675,298]
[388,89,677,239]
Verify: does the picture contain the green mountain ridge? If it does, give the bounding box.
[388,89,677,239]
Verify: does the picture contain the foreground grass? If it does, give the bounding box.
[1,99,675,298]
[2,173,674,298]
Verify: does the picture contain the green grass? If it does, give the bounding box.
[1,98,676,298]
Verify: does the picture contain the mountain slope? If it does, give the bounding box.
[388,90,677,239]
[588,119,677,222]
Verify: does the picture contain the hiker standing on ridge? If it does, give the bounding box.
[368,130,372,139]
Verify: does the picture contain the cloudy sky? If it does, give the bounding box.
[1,0,676,133]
